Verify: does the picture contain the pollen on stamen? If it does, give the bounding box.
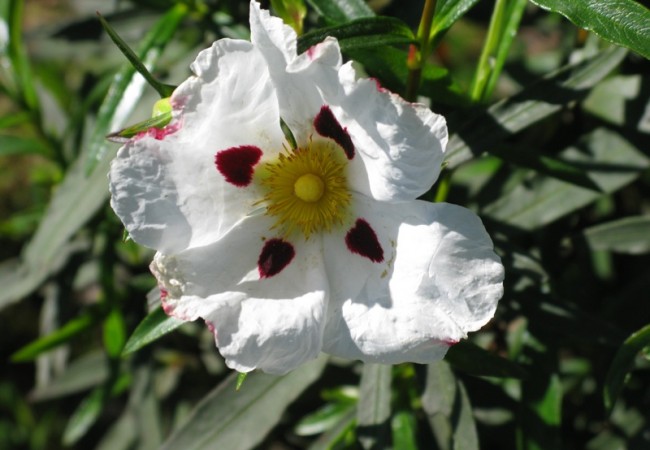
[259,140,351,238]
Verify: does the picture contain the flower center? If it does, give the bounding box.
[294,174,324,202]
[258,140,351,238]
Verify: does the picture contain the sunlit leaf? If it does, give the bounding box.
[122,306,184,356]
[529,0,650,59]
[604,323,650,413]
[160,356,327,450]
[297,17,415,54]
[446,46,628,169]
[430,0,480,45]
[583,216,650,254]
[391,411,418,450]
[422,361,478,450]
[305,0,373,24]
[357,363,392,450]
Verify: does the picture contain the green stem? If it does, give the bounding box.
[469,0,507,102]
[405,0,437,102]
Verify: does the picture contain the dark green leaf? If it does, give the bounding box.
[431,0,480,44]
[97,12,176,98]
[122,306,184,356]
[529,0,650,59]
[160,356,327,450]
[106,111,173,143]
[445,341,528,379]
[446,46,627,169]
[11,311,102,362]
[0,135,53,157]
[357,363,392,450]
[103,309,127,358]
[518,373,562,450]
[391,411,418,450]
[86,3,187,173]
[305,0,373,24]
[422,361,479,450]
[483,128,649,230]
[604,323,650,413]
[583,216,650,254]
[298,17,415,54]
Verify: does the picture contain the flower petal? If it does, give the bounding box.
[110,37,284,252]
[249,1,342,142]
[322,197,504,364]
[325,63,448,201]
[151,215,328,374]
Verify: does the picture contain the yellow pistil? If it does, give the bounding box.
[258,140,351,238]
[294,174,324,202]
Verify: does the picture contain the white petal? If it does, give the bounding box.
[151,215,328,375]
[249,1,342,142]
[110,37,284,253]
[326,63,448,201]
[322,197,504,364]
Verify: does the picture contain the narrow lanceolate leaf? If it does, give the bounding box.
[106,111,173,143]
[297,17,415,54]
[482,128,648,231]
[604,324,650,413]
[391,411,418,450]
[357,364,392,450]
[160,356,327,450]
[529,0,650,59]
[422,361,479,450]
[583,216,650,255]
[430,0,480,45]
[122,307,184,356]
[0,135,53,158]
[519,373,562,450]
[305,0,373,25]
[445,341,528,379]
[11,311,101,362]
[445,46,627,169]
[86,3,187,174]
[0,5,187,312]
[3,0,38,111]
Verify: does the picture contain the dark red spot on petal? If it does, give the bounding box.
[258,238,295,278]
[313,105,355,160]
[345,218,384,263]
[215,145,263,187]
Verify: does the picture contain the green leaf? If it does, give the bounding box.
[518,373,562,450]
[295,402,355,436]
[422,361,479,450]
[356,363,392,450]
[305,0,373,25]
[122,306,184,356]
[29,351,109,402]
[106,111,173,143]
[85,3,187,174]
[391,411,418,450]
[103,309,127,358]
[271,0,307,35]
[62,386,106,446]
[445,341,528,379]
[470,0,528,102]
[96,12,176,98]
[297,17,415,54]
[0,135,53,158]
[11,311,102,362]
[236,372,248,391]
[583,216,650,254]
[482,128,649,230]
[529,0,650,59]
[307,408,356,450]
[160,356,327,450]
[604,323,650,413]
[583,74,650,132]
[446,46,628,169]
[0,5,187,313]
[430,0,480,44]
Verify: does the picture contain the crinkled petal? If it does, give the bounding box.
[151,215,328,375]
[322,197,504,364]
[324,63,448,201]
[110,37,284,252]
[249,0,342,142]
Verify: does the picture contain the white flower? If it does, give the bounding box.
[109,1,504,375]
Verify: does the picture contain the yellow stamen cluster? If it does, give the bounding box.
[259,141,351,238]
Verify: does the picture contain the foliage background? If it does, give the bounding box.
[1,0,649,449]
